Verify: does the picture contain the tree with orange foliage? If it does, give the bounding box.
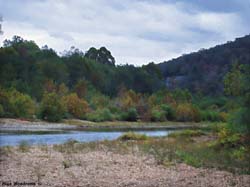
[63,93,88,118]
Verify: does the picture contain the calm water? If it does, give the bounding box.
[0,130,175,146]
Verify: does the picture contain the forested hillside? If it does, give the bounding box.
[158,34,250,95]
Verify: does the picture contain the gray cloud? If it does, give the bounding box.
[0,0,249,65]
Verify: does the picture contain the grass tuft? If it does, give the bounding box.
[18,140,30,152]
[118,132,148,141]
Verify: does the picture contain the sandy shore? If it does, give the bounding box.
[0,118,79,132]
[0,118,204,132]
[0,146,249,187]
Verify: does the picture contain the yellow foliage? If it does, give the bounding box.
[176,103,201,122]
[119,89,140,110]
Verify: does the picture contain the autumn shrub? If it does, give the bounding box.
[214,127,242,147]
[39,92,66,122]
[176,104,191,122]
[63,93,88,119]
[176,103,201,122]
[118,89,139,110]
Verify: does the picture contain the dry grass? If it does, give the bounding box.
[0,145,249,187]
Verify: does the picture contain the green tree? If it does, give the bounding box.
[224,63,243,96]
[160,104,176,120]
[10,91,36,118]
[151,108,166,122]
[85,47,115,65]
[224,63,250,134]
[121,107,138,121]
[39,92,66,122]
[0,88,36,118]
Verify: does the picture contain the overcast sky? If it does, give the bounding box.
[0,0,249,65]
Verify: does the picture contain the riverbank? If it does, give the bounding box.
[1,136,249,187]
[0,118,207,132]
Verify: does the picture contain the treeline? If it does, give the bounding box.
[0,36,164,100]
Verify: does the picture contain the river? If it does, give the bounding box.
[0,129,177,146]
